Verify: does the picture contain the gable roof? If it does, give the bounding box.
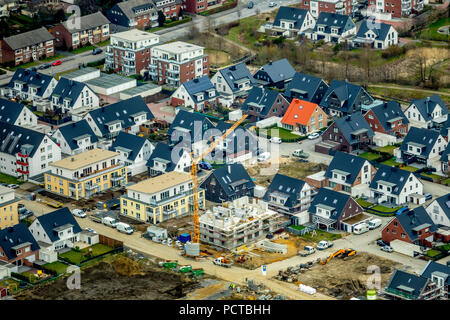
[314,12,355,35]
[334,112,374,144]
[182,76,216,104]
[50,77,90,109]
[369,164,414,195]
[87,96,154,137]
[357,19,394,41]
[368,100,409,132]
[273,6,309,30]
[4,27,54,50]
[440,143,450,163]
[396,206,437,242]
[400,127,441,159]
[320,80,373,113]
[264,173,307,208]
[385,269,428,299]
[62,12,109,33]
[217,63,254,93]
[8,68,54,97]
[115,0,157,19]
[0,98,26,125]
[214,120,259,156]
[0,223,40,260]
[168,110,215,143]
[202,163,255,197]
[254,59,296,84]
[146,142,187,172]
[281,98,319,126]
[57,120,98,151]
[35,207,82,243]
[421,261,450,286]
[431,193,450,221]
[111,131,148,162]
[241,87,282,117]
[308,188,352,221]
[0,122,45,157]
[285,72,328,103]
[324,151,369,185]
[409,94,448,122]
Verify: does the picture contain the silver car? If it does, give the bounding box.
[381,245,393,253]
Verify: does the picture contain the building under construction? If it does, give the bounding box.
[199,196,286,250]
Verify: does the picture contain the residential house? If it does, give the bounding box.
[241,87,290,122]
[252,59,296,89]
[5,68,57,102]
[44,148,127,200]
[0,27,54,65]
[263,173,315,221]
[200,163,255,203]
[305,12,356,44]
[120,171,205,224]
[317,112,374,154]
[182,0,226,14]
[300,0,353,19]
[363,100,409,138]
[440,143,450,173]
[308,187,364,231]
[110,131,154,176]
[369,164,423,205]
[383,269,441,300]
[0,223,40,268]
[395,127,447,173]
[353,19,398,49]
[267,6,316,38]
[29,207,82,251]
[49,77,99,114]
[0,186,19,230]
[0,98,38,127]
[170,76,218,111]
[146,142,191,176]
[370,0,427,19]
[281,98,328,135]
[51,120,98,156]
[419,261,449,299]
[0,0,19,18]
[404,94,448,129]
[210,63,255,104]
[154,0,182,19]
[0,122,61,180]
[284,72,329,104]
[320,80,374,117]
[324,151,377,197]
[51,12,110,50]
[425,194,450,228]
[381,206,436,247]
[84,96,154,139]
[107,0,159,29]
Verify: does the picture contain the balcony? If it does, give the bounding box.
[123,54,135,61]
[16,160,29,166]
[163,208,177,216]
[17,152,28,158]
[111,175,124,182]
[69,185,81,192]
[85,183,98,191]
[17,168,29,175]
[75,163,122,181]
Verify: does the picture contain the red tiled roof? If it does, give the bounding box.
[281,99,318,126]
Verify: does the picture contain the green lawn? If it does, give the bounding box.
[357,198,373,208]
[375,145,398,155]
[421,173,443,182]
[442,178,450,186]
[426,249,442,258]
[0,173,23,185]
[380,158,418,172]
[60,244,113,264]
[290,225,306,231]
[225,15,266,48]
[55,68,78,80]
[0,278,20,291]
[256,126,301,142]
[371,205,402,213]
[96,39,110,47]
[359,152,382,161]
[436,244,450,251]
[300,230,343,242]
[368,85,450,106]
[43,261,68,274]
[418,17,450,42]
[70,45,96,55]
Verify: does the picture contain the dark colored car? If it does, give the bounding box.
[377,239,389,247]
[199,161,212,170]
[39,63,51,70]
[92,48,103,55]
[424,193,432,201]
[19,210,33,220]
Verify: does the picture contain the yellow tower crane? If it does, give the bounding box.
[190,114,248,244]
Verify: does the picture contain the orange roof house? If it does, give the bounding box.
[281,99,328,135]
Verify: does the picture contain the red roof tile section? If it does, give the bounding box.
[281,99,318,126]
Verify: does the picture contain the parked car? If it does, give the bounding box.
[72,209,87,218]
[7,184,19,189]
[51,60,62,66]
[247,1,254,8]
[256,148,264,156]
[377,239,389,247]
[353,223,370,234]
[199,161,212,170]
[381,245,393,253]
[92,48,103,55]
[116,222,134,235]
[308,132,320,140]
[292,149,309,158]
[84,227,97,234]
[269,137,282,144]
[257,152,271,162]
[299,246,316,257]
[268,1,277,7]
[368,218,382,230]
[39,63,51,70]
[316,240,333,250]
[424,193,432,201]
[19,210,33,220]
[396,206,409,215]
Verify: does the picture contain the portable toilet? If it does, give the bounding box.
[30,193,36,201]
[178,233,191,243]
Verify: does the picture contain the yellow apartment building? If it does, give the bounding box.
[44,148,127,200]
[0,186,20,229]
[120,171,205,224]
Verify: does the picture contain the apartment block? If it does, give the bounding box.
[155,0,182,18]
[107,0,159,30]
[368,0,426,18]
[199,197,285,250]
[0,186,19,230]
[120,171,205,224]
[300,0,353,18]
[148,41,209,86]
[105,29,160,75]
[182,0,226,14]
[44,148,127,200]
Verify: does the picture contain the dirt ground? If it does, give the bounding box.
[15,255,197,300]
[281,252,401,299]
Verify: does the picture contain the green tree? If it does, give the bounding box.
[157,11,166,27]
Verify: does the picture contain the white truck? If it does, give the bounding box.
[298,246,316,257]
[102,216,118,228]
[354,223,370,234]
[213,257,233,268]
[116,222,134,234]
[316,240,334,250]
[368,219,382,230]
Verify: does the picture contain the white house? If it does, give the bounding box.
[353,20,398,49]
[5,68,57,102]
[0,98,38,127]
[267,6,316,38]
[51,120,99,156]
[49,77,99,114]
[404,94,448,129]
[305,12,356,44]
[425,194,450,228]
[170,76,217,111]
[146,142,192,176]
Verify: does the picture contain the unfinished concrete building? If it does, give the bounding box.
[199,196,285,250]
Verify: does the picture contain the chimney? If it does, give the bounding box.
[228,165,231,174]
[230,65,236,71]
[269,60,273,65]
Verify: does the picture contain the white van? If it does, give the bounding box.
[257,152,271,162]
[368,219,382,230]
[353,223,369,235]
[116,222,134,234]
[102,216,118,228]
[269,137,282,144]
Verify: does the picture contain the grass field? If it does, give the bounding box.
[256,126,301,142]
[375,145,398,154]
[426,249,442,258]
[418,17,450,42]
[380,158,419,172]
[359,152,382,161]
[43,261,68,274]
[70,45,96,55]
[300,230,342,242]
[0,173,22,185]
[371,205,402,213]
[356,198,373,208]
[59,244,113,264]
[368,85,450,106]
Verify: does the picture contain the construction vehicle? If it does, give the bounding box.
[44,199,63,208]
[339,248,357,258]
[190,268,205,277]
[319,248,357,265]
[161,260,178,269]
[213,257,233,268]
[298,246,316,257]
[178,265,193,273]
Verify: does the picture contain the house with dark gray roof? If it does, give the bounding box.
[52,120,98,156]
[405,94,448,129]
[324,151,377,197]
[364,100,409,137]
[263,173,314,218]
[284,72,328,104]
[106,0,159,29]
[440,143,450,173]
[305,12,356,44]
[353,20,398,49]
[425,193,450,228]
[396,127,447,172]
[200,163,255,203]
[370,164,423,205]
[211,63,255,103]
[0,98,37,127]
[241,87,290,122]
[5,68,57,102]
[29,207,82,252]
[51,12,110,49]
[320,80,374,117]
[146,142,191,176]
[253,59,296,89]
[420,261,450,298]
[265,6,315,38]
[83,96,154,139]
[1,27,55,66]
[49,77,99,114]
[308,187,364,231]
[110,131,154,176]
[170,76,217,111]
[0,223,40,268]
